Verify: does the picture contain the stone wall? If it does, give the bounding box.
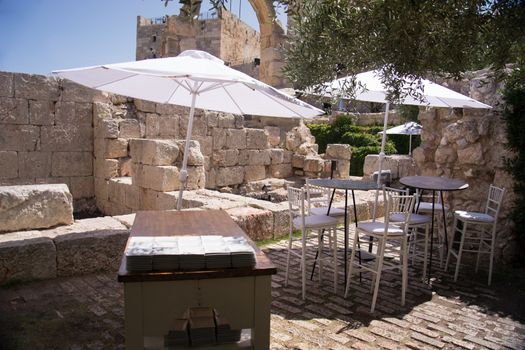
[412,69,515,261]
[0,72,98,213]
[136,11,261,68]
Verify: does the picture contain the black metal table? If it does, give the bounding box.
[399,175,468,283]
[308,178,379,282]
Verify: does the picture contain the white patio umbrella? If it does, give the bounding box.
[378,121,422,155]
[54,50,323,209]
[318,69,491,218]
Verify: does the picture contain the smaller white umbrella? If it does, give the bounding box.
[378,121,422,155]
[54,50,323,209]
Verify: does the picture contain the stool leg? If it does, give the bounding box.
[454,221,467,282]
[445,216,457,272]
[285,227,293,286]
[401,236,408,307]
[422,224,429,280]
[371,238,385,313]
[488,226,496,286]
[344,231,359,298]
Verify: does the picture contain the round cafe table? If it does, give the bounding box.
[307,178,379,284]
[399,176,468,283]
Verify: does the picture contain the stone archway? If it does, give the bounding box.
[178,0,287,87]
[247,0,287,87]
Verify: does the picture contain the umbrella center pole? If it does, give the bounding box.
[177,89,198,210]
[372,102,390,221]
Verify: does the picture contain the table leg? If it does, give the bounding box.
[253,275,271,350]
[428,190,436,283]
[440,191,449,256]
[344,189,348,284]
[352,190,363,283]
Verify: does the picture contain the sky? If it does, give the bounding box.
[0,0,282,76]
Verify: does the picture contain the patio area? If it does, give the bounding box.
[1,229,524,350]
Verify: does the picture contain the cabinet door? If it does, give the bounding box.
[142,280,199,336]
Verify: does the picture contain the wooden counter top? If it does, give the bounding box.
[118,210,277,283]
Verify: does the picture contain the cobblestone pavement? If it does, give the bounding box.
[1,232,525,350]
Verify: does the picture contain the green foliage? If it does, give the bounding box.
[502,63,525,263]
[307,114,398,176]
[279,0,525,100]
[396,105,420,122]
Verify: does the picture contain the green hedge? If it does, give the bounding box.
[307,114,401,176]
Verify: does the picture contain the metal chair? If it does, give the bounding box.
[305,178,346,219]
[345,190,416,312]
[445,185,506,285]
[285,186,339,299]
[385,187,432,279]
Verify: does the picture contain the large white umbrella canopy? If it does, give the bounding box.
[54,50,323,209]
[378,121,422,155]
[317,69,491,218]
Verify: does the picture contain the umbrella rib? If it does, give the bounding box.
[258,88,303,117]
[221,86,245,114]
[165,83,182,104]
[92,72,139,90]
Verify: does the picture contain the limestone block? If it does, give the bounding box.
[283,150,293,163]
[92,102,113,127]
[0,97,28,124]
[94,177,109,202]
[213,128,227,150]
[75,103,93,126]
[249,200,289,238]
[129,138,179,166]
[206,168,217,189]
[95,159,119,179]
[326,144,352,160]
[226,129,246,149]
[240,149,271,166]
[177,140,204,166]
[51,217,129,276]
[143,165,180,192]
[435,146,458,164]
[113,213,136,229]
[184,115,207,138]
[246,128,269,149]
[0,125,39,151]
[269,163,293,178]
[264,126,281,147]
[58,79,99,103]
[70,176,94,199]
[0,235,56,284]
[159,115,179,138]
[226,207,273,240]
[216,166,244,187]
[145,113,160,137]
[213,149,239,167]
[0,151,18,179]
[457,143,483,165]
[234,114,244,128]
[269,148,284,164]
[52,152,92,177]
[41,125,93,152]
[193,136,213,156]
[119,119,141,138]
[297,143,319,156]
[105,138,128,158]
[18,152,51,178]
[108,177,128,205]
[0,184,73,232]
[0,72,13,97]
[155,191,177,210]
[14,73,59,101]
[180,37,197,51]
[139,188,158,210]
[119,157,133,176]
[244,165,266,182]
[334,159,350,179]
[54,101,76,125]
[218,113,236,128]
[292,154,305,168]
[134,99,156,113]
[125,184,140,210]
[96,119,119,139]
[303,157,324,173]
[186,166,206,190]
[156,103,187,116]
[29,100,54,125]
